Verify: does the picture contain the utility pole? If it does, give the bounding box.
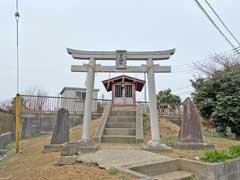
[15,0,21,153]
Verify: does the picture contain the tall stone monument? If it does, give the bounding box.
[44,108,70,152]
[51,108,70,144]
[177,98,214,149]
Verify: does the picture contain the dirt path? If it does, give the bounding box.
[0,119,125,180]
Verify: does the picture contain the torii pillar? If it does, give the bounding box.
[82,57,96,141]
[144,58,172,150]
[147,58,160,144]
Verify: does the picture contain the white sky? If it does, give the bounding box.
[0,0,239,102]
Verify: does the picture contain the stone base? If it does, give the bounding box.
[56,155,77,166]
[60,139,98,156]
[142,141,173,153]
[43,144,64,153]
[175,142,214,150]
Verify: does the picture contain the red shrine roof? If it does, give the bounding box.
[102,75,145,92]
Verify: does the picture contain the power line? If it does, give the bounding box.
[172,85,193,92]
[175,91,193,96]
[193,0,236,49]
[204,0,240,47]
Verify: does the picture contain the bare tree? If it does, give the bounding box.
[0,99,12,111]
[21,87,48,112]
[193,54,240,76]
[22,87,47,96]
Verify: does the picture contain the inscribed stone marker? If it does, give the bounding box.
[50,108,70,144]
[179,98,203,143]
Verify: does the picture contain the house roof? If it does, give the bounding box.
[102,75,145,92]
[60,87,99,95]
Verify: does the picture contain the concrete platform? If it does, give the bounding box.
[76,149,173,168]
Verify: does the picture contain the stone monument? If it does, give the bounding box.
[177,98,214,149]
[44,108,70,152]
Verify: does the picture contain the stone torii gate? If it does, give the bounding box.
[67,48,175,149]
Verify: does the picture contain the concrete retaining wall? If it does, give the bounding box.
[179,158,240,180]
[21,113,83,138]
[0,111,100,149]
[0,132,13,148]
[20,112,101,138]
[0,109,14,134]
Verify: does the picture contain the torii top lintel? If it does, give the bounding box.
[67,48,175,61]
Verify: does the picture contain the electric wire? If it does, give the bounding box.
[204,0,240,47]
[193,0,236,49]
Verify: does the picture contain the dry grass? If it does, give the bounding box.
[143,113,179,141]
[0,118,131,180]
[143,113,240,160]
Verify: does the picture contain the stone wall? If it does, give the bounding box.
[0,109,14,134]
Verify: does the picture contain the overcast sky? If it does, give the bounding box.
[0,0,239,102]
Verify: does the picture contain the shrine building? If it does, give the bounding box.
[102,75,145,107]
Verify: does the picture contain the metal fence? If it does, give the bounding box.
[158,106,183,117]
[20,95,111,114]
[19,94,153,114]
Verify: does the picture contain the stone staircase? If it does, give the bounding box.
[154,170,194,180]
[102,109,137,143]
[126,159,195,180]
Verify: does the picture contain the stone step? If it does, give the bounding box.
[104,128,136,136]
[102,135,136,144]
[108,116,136,122]
[106,122,136,128]
[110,111,136,116]
[154,170,194,180]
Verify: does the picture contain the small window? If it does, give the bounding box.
[125,85,133,97]
[75,91,86,100]
[115,85,122,97]
[81,92,86,100]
